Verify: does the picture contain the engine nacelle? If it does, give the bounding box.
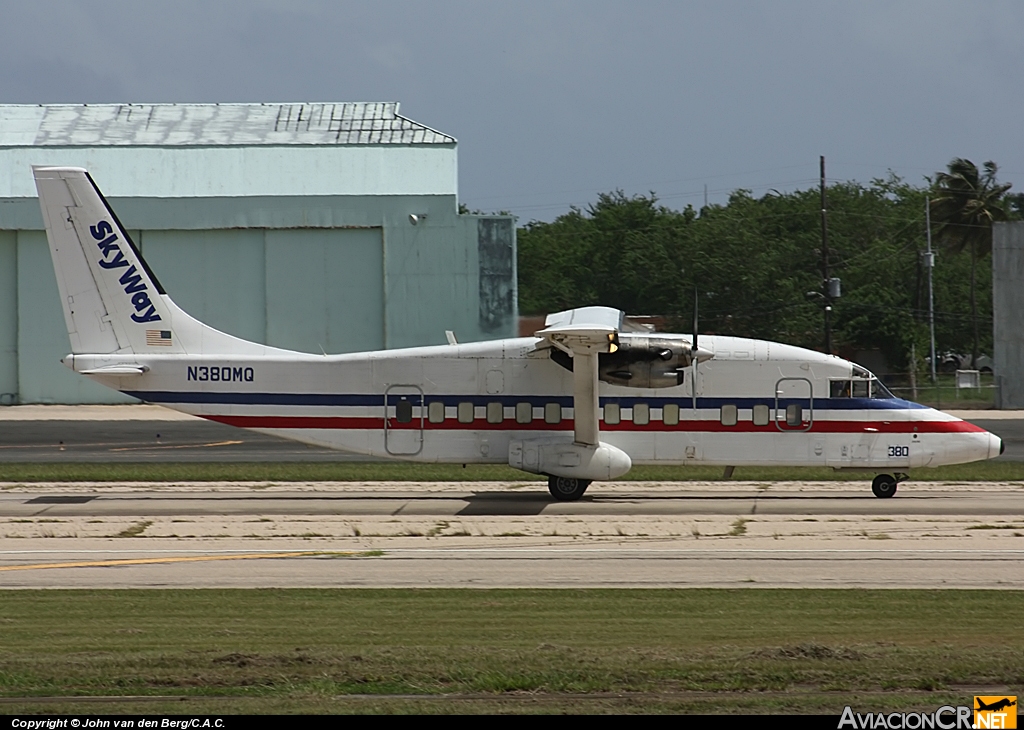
[548,334,698,389]
[599,335,693,388]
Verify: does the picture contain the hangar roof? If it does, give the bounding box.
[0,102,456,147]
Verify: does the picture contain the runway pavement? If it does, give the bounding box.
[2,481,1022,588]
[3,482,1024,517]
[1,407,1022,589]
[0,416,347,462]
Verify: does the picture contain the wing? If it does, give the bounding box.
[536,306,622,355]
[535,306,622,445]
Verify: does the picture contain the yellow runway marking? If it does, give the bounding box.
[0,440,245,451]
[0,551,336,572]
[110,440,244,451]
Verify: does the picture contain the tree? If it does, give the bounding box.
[930,159,1012,367]
[1006,192,1024,220]
[517,173,988,374]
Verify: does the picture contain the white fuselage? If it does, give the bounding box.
[69,333,1000,471]
[34,166,1000,481]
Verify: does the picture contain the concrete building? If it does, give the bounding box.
[0,103,516,404]
[993,221,1024,409]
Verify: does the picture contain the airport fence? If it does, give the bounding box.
[884,371,996,410]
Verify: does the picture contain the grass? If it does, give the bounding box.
[113,520,152,538]
[2,460,1024,483]
[0,589,1021,714]
[728,518,749,536]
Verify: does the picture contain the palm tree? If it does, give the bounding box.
[930,159,1012,368]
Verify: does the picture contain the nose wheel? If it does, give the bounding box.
[548,475,591,501]
[871,473,907,498]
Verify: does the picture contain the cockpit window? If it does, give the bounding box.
[831,377,897,399]
[830,380,851,398]
[871,379,896,399]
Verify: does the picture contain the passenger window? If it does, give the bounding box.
[427,401,445,423]
[603,403,620,425]
[720,404,738,427]
[633,403,650,425]
[516,402,533,424]
[786,403,802,426]
[396,399,413,423]
[545,402,562,424]
[457,402,474,423]
[752,404,770,426]
[662,403,679,426]
[487,402,503,424]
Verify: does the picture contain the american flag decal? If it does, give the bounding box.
[146,330,173,346]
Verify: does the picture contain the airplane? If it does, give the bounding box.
[976,698,1017,713]
[32,166,1004,501]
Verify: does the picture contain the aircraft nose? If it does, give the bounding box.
[936,425,1002,466]
[990,432,1004,459]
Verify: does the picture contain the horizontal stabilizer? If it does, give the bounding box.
[79,365,148,376]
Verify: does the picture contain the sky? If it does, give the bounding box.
[2,0,1022,222]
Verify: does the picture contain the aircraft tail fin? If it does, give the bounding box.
[33,166,277,357]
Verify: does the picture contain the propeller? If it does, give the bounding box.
[689,288,713,365]
[692,287,698,355]
[692,287,699,409]
[689,287,714,409]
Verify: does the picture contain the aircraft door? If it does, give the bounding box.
[775,378,812,432]
[385,385,423,456]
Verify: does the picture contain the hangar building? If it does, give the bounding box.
[993,221,1024,408]
[0,103,516,404]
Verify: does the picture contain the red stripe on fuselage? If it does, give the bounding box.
[204,415,986,434]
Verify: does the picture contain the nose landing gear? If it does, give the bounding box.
[871,472,908,498]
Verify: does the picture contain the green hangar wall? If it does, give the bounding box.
[0,103,516,404]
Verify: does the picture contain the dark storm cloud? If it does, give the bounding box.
[3,1,1022,220]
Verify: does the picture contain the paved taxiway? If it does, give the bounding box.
[0,407,348,462]
[2,481,1022,589]
[2,407,1022,589]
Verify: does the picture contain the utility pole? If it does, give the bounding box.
[925,196,937,384]
[820,155,831,353]
[806,157,841,353]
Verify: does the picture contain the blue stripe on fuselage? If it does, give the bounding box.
[121,390,928,411]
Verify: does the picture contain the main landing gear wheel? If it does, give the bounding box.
[871,474,898,498]
[548,475,591,501]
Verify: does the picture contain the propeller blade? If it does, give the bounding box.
[691,287,699,410]
[692,287,699,354]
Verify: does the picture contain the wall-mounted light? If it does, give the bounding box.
[409,213,428,225]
